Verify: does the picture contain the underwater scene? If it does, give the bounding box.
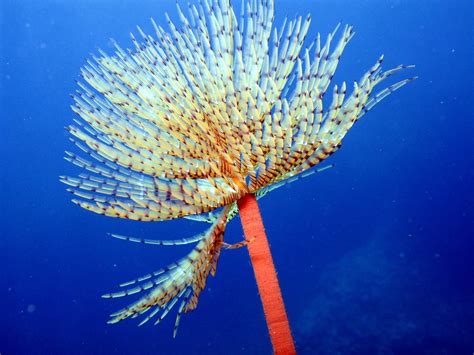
[1,0,473,354]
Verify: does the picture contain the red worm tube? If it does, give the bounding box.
[237,194,296,355]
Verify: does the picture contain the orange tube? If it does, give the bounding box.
[237,194,296,355]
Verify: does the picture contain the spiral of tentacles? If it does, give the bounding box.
[62,0,414,334]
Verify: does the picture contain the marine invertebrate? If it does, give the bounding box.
[61,0,414,352]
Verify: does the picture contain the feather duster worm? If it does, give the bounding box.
[62,0,414,352]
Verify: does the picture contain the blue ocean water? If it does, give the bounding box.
[1,0,473,354]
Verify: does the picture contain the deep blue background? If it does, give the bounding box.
[1,0,473,354]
